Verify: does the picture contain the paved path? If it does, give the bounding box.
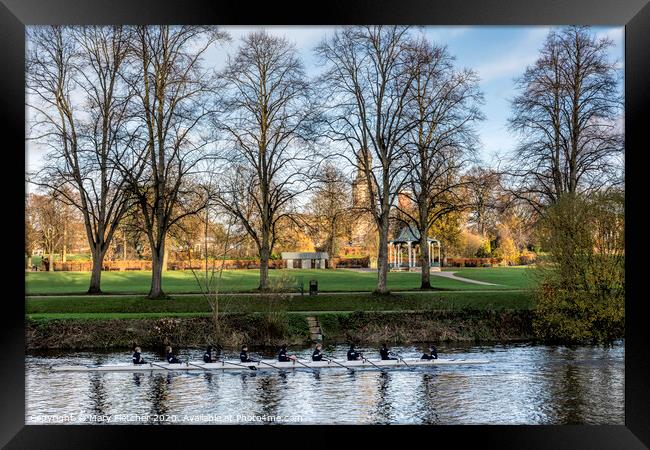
[429,271,499,286]
[341,267,500,286]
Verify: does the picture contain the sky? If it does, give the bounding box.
[25,26,624,188]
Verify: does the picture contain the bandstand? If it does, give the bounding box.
[388,226,441,271]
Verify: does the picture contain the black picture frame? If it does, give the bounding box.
[2,0,648,447]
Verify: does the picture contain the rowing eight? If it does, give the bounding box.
[51,358,489,372]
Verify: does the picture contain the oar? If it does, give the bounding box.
[390,352,410,367]
[293,356,319,373]
[362,356,385,372]
[183,358,259,371]
[149,361,173,371]
[186,360,209,371]
[323,356,354,372]
[255,359,282,370]
[224,359,258,371]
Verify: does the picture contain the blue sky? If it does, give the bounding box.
[207,26,623,164]
[26,26,624,180]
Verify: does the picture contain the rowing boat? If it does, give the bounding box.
[50,358,489,372]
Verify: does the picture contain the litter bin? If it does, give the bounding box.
[309,279,318,296]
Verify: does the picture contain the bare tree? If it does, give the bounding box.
[121,25,229,299]
[29,191,65,271]
[506,26,623,210]
[464,167,502,237]
[177,183,244,337]
[25,195,38,269]
[316,26,417,294]
[309,162,352,268]
[396,38,483,288]
[27,25,137,292]
[214,31,318,291]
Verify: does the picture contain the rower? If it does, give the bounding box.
[347,344,362,361]
[421,346,438,360]
[379,343,397,361]
[203,345,219,363]
[165,345,182,364]
[312,343,323,361]
[240,345,255,363]
[132,346,146,365]
[278,344,297,362]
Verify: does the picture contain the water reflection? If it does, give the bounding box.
[25,342,624,425]
[255,376,280,419]
[373,372,393,424]
[149,373,171,421]
[418,373,439,424]
[89,373,108,415]
[203,372,213,385]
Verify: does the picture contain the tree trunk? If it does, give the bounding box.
[88,248,105,294]
[259,244,270,291]
[162,240,169,272]
[419,231,431,289]
[375,219,389,294]
[149,244,166,299]
[62,223,67,262]
[327,221,337,269]
[48,250,54,272]
[26,254,32,270]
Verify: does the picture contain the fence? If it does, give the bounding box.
[331,256,370,269]
[444,257,504,267]
[51,259,287,272]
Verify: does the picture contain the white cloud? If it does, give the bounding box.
[421,26,472,44]
[474,27,550,83]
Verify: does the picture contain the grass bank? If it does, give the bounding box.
[26,309,534,350]
[25,266,535,295]
[26,291,534,319]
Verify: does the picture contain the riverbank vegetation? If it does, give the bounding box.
[26,309,535,350]
[532,193,624,343]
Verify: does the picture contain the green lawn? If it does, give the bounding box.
[25,267,534,295]
[26,290,534,320]
[445,266,538,289]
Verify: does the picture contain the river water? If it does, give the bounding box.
[26,341,624,425]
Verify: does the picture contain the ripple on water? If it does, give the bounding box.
[25,342,624,425]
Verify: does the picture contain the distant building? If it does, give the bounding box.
[281,252,329,269]
[349,149,377,250]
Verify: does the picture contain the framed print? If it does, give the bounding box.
[2,0,649,447]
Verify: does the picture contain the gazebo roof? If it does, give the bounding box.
[389,226,439,244]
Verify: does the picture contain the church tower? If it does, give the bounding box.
[351,148,373,209]
[348,149,377,251]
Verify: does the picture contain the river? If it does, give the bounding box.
[25,341,624,425]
